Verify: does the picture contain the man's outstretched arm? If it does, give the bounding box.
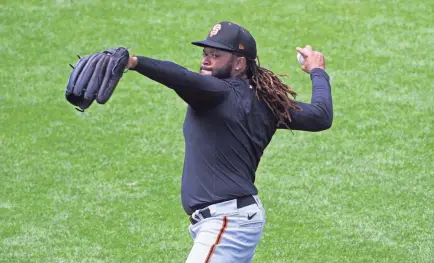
[127,56,232,110]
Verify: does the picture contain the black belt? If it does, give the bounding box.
[189,195,257,225]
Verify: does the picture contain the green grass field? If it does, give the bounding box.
[1,0,433,262]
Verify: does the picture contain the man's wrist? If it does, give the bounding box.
[310,68,329,80]
[127,56,138,69]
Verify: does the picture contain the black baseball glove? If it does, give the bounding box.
[65,47,130,111]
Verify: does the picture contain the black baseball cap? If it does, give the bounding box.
[192,21,257,60]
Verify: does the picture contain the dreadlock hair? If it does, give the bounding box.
[245,57,301,128]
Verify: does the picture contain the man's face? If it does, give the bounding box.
[200,47,236,79]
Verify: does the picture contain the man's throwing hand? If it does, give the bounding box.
[296,45,326,73]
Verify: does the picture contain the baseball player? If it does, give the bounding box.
[125,21,333,262]
[67,21,333,262]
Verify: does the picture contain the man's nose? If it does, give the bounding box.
[202,56,210,66]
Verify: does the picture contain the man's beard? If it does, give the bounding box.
[211,65,232,79]
[199,63,233,79]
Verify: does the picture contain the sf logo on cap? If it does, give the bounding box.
[209,24,221,37]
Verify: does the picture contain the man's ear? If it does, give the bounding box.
[235,56,247,72]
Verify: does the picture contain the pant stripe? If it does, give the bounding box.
[204,216,228,263]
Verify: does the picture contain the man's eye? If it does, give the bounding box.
[202,52,218,58]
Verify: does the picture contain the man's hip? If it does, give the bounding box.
[186,195,266,263]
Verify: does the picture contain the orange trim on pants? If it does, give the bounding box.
[204,216,228,263]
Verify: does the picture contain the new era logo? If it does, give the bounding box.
[238,44,245,50]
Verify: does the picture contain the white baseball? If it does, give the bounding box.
[297,52,305,65]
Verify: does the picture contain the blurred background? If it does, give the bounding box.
[1,0,433,262]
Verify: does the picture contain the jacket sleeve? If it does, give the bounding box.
[278,68,333,131]
[131,56,232,110]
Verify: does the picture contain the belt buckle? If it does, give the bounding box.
[190,215,198,225]
[190,207,211,225]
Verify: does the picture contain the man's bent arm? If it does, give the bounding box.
[129,56,232,110]
[278,68,333,131]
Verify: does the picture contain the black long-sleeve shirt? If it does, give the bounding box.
[132,56,333,215]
